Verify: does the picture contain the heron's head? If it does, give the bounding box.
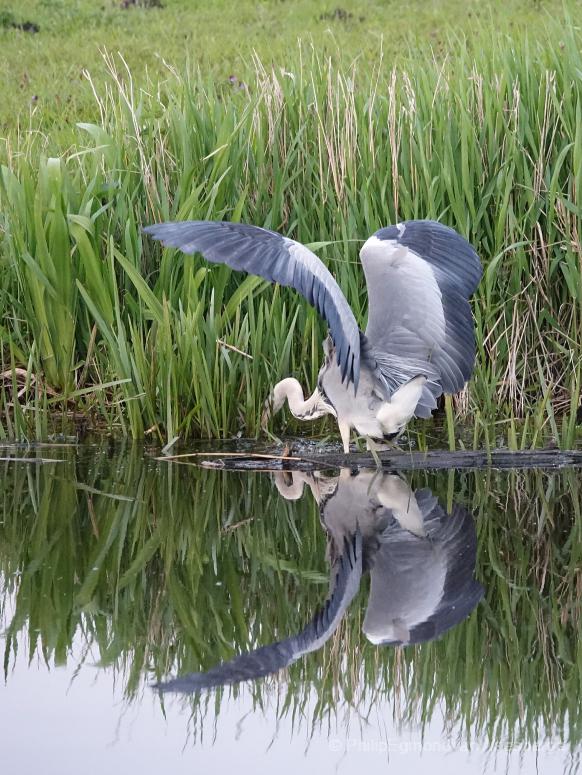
[261,378,336,429]
[261,383,287,429]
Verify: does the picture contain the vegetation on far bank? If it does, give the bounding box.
[1,6,582,446]
[1,0,574,135]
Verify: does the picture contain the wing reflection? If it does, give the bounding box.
[155,469,483,694]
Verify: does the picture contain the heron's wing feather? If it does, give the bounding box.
[152,531,362,694]
[367,494,481,646]
[144,220,361,386]
[360,220,481,411]
[294,528,362,656]
[382,220,482,296]
[151,640,297,693]
[405,503,483,644]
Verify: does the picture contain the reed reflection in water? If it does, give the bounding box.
[1,444,581,761]
[156,468,483,692]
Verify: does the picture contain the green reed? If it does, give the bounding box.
[1,448,581,752]
[1,21,582,444]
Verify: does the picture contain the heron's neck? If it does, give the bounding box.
[274,378,321,419]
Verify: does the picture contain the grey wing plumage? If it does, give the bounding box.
[359,220,482,416]
[401,502,483,645]
[410,505,483,643]
[294,528,362,656]
[363,492,482,646]
[152,530,362,694]
[151,639,297,693]
[144,220,361,387]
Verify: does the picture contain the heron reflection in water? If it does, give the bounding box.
[154,470,483,694]
[145,220,481,453]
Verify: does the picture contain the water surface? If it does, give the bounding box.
[1,444,580,773]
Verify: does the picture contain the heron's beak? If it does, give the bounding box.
[261,393,275,430]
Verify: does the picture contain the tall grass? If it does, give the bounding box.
[1,24,582,443]
[1,450,581,751]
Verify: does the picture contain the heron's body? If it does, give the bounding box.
[318,348,428,451]
[144,218,482,452]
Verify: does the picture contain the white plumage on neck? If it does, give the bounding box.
[268,378,336,422]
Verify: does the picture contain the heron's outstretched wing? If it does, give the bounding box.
[144,220,361,387]
[403,503,483,644]
[359,220,481,416]
[152,530,362,694]
[365,497,482,646]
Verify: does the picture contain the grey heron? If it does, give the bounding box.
[153,469,482,693]
[144,219,482,452]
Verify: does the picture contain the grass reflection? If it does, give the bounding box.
[1,446,581,754]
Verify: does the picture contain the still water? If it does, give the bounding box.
[1,444,581,774]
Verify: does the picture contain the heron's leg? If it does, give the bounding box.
[339,421,351,454]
